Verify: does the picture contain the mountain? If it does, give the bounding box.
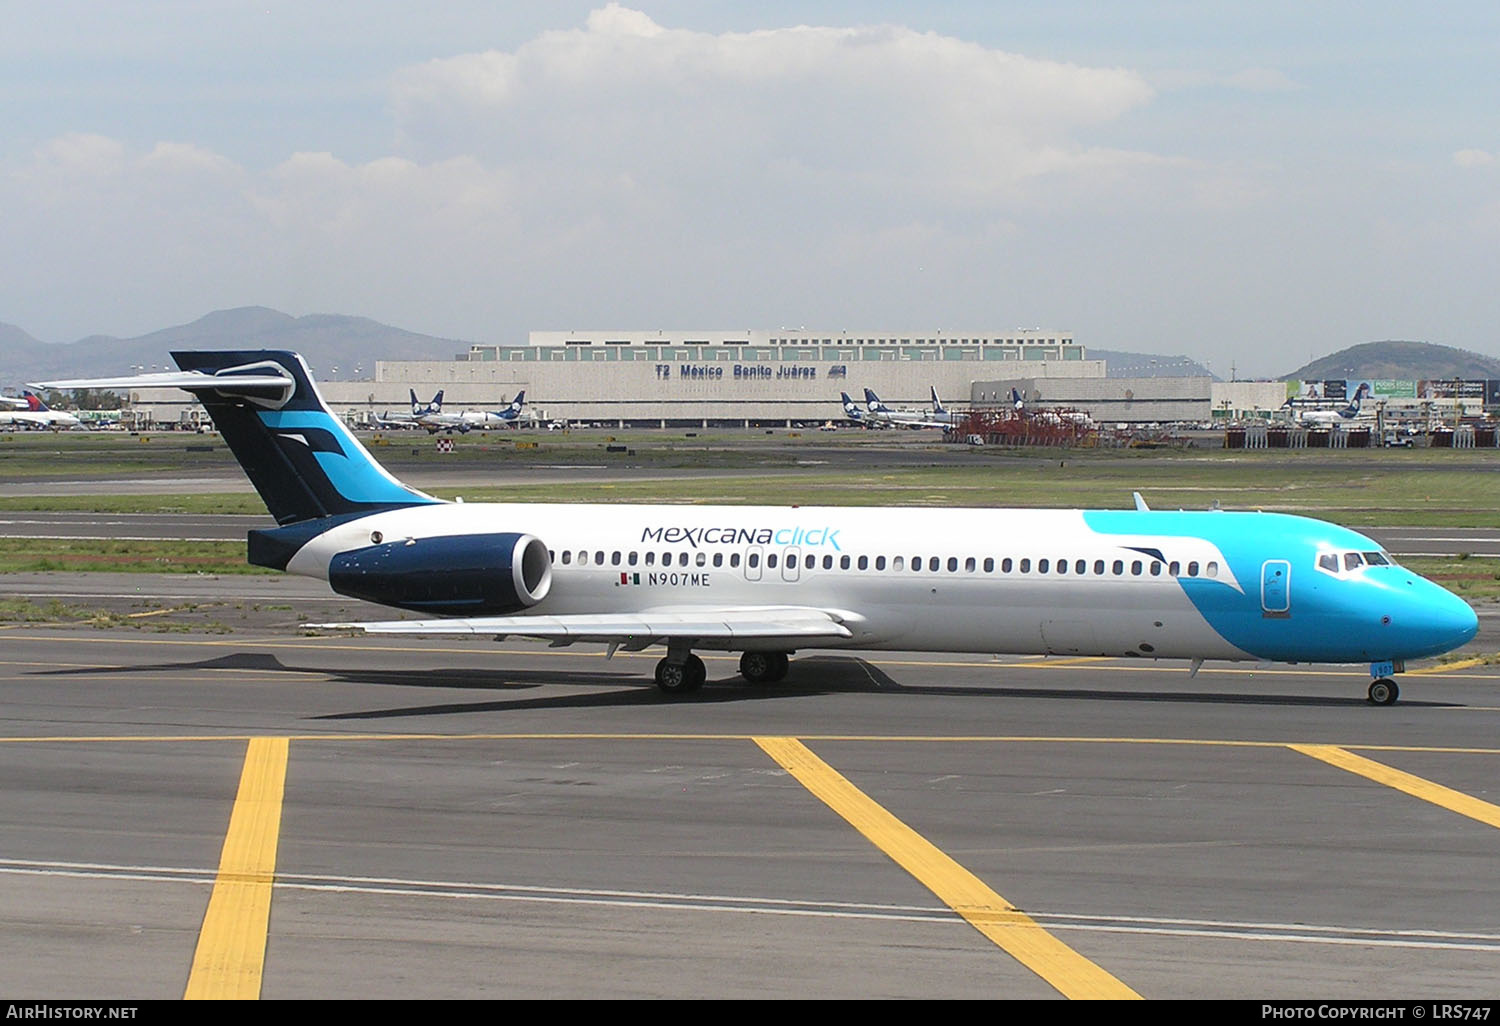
[1092,350,1216,379]
[1282,341,1500,382]
[0,307,478,387]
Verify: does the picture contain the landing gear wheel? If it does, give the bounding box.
[683,654,706,692]
[739,651,774,683]
[656,654,706,695]
[1367,678,1399,706]
[739,651,790,684]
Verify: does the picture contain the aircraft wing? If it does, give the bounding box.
[308,605,856,650]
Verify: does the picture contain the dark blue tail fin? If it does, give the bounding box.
[173,351,438,525]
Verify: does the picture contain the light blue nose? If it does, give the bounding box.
[1393,580,1478,659]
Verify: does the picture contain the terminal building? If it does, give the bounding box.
[117,327,1498,433]
[336,328,1100,428]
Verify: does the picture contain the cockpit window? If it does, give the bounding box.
[1318,553,1339,573]
[1363,551,1390,566]
[1343,552,1364,571]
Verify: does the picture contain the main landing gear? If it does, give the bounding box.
[1367,660,1404,706]
[738,651,789,685]
[654,643,706,695]
[652,647,794,695]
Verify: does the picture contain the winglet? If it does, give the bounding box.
[1133,492,1150,512]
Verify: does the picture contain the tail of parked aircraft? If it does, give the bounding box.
[930,386,947,415]
[1010,388,1025,410]
[840,392,864,420]
[863,388,890,413]
[170,351,438,525]
[23,391,49,412]
[502,391,526,420]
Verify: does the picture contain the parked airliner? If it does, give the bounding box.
[860,387,958,429]
[1283,383,1372,427]
[418,391,528,433]
[375,390,444,429]
[0,392,81,430]
[38,351,1477,704]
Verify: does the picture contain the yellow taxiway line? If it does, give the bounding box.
[755,736,1140,1000]
[183,737,289,1000]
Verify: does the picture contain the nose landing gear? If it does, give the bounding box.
[1367,660,1404,706]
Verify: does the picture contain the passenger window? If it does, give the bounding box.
[679,552,689,567]
[1001,558,1013,573]
[948,557,959,572]
[713,553,723,567]
[1206,561,1219,577]
[841,555,851,570]
[611,551,621,566]
[561,551,572,565]
[893,557,904,571]
[1038,559,1050,573]
[768,554,779,569]
[1343,552,1363,571]
[824,555,834,570]
[1093,560,1105,575]
[965,557,976,572]
[1019,559,1031,573]
[858,555,869,570]
[1187,561,1199,577]
[876,556,887,570]
[1131,561,1143,576]
[645,552,655,566]
[578,551,589,566]
[696,552,706,567]
[1168,561,1180,576]
[1150,561,1162,576]
[628,551,638,566]
[1318,553,1339,573]
[929,557,940,572]
[595,551,605,565]
[748,553,759,568]
[983,557,994,572]
[1075,560,1086,574]
[1112,560,1124,575]
[1056,559,1066,574]
[730,553,741,568]
[912,555,922,571]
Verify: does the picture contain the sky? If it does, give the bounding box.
[1,2,1496,377]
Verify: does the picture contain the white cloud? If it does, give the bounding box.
[391,4,1157,205]
[1453,148,1495,168]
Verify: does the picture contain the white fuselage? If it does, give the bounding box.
[289,503,1249,660]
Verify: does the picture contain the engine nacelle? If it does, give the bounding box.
[328,532,552,615]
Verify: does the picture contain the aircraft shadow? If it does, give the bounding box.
[27,651,1460,716]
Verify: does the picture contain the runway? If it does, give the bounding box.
[3,613,1500,999]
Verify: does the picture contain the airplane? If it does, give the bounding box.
[860,387,958,429]
[1008,388,1094,428]
[375,390,444,429]
[36,351,1478,705]
[0,391,82,430]
[417,391,529,433]
[839,391,880,427]
[1284,383,1372,427]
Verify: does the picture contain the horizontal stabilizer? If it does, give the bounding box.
[33,366,296,408]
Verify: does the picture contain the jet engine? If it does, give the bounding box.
[328,532,552,615]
